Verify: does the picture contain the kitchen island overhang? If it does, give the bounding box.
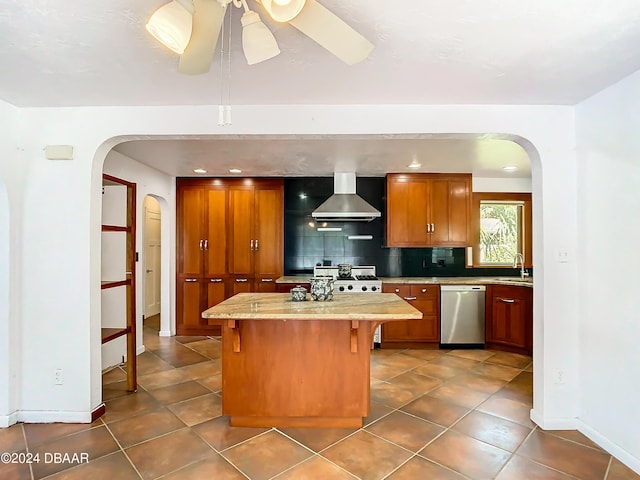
[202,292,422,428]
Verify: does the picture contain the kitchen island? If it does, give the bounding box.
[202,292,422,428]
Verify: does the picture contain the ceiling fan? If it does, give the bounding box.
[146,0,375,74]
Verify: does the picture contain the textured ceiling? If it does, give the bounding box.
[3,0,639,177]
[1,0,639,107]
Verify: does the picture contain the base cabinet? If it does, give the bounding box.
[486,285,532,355]
[381,284,440,348]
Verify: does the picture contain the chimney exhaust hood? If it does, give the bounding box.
[311,172,381,222]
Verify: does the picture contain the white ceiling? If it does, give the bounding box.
[3,0,639,176]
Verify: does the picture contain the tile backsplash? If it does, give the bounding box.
[284,177,523,278]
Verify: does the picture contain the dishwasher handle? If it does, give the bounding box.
[440,285,487,292]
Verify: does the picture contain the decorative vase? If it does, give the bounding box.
[309,277,334,301]
[337,263,352,278]
[290,285,307,302]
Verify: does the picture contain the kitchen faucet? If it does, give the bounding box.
[513,253,529,280]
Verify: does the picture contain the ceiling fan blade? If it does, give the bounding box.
[288,0,374,65]
[178,0,226,75]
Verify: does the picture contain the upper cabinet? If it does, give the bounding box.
[386,173,472,247]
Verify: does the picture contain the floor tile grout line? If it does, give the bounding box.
[93,420,144,480]
[489,423,539,479]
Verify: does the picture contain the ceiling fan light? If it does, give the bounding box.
[241,10,281,65]
[145,0,194,54]
[260,0,306,22]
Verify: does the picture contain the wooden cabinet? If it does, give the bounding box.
[381,284,440,347]
[386,173,471,247]
[486,285,532,355]
[176,178,283,335]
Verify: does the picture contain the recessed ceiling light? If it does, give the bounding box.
[503,165,518,172]
[229,168,242,174]
[408,160,421,169]
[299,193,307,199]
[193,168,207,174]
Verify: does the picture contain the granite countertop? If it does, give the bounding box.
[201,292,423,320]
[276,275,533,287]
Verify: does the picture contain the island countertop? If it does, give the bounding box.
[202,292,422,321]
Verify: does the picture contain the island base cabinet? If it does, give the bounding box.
[222,319,371,428]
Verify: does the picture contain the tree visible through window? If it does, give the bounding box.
[479,201,523,265]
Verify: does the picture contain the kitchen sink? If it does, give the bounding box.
[491,277,533,284]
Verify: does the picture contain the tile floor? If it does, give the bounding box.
[1,316,639,480]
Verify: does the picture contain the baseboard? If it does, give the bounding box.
[576,420,640,475]
[159,329,172,337]
[136,345,146,355]
[0,411,19,428]
[530,408,579,430]
[17,410,93,424]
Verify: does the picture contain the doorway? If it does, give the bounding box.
[143,195,162,331]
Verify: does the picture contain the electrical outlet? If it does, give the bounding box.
[54,369,63,385]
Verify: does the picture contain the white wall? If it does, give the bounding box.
[473,176,532,193]
[575,70,640,471]
[1,105,580,446]
[0,100,25,426]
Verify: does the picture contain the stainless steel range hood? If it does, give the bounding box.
[312,172,381,222]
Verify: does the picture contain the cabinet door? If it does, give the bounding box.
[381,285,411,341]
[231,277,253,296]
[254,186,283,277]
[487,286,528,351]
[205,188,227,276]
[178,187,205,276]
[178,278,203,329]
[207,278,226,307]
[429,179,470,246]
[229,187,255,275]
[407,285,440,342]
[255,276,277,292]
[386,178,429,246]
[446,179,471,245]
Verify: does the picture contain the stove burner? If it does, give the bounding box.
[356,274,379,281]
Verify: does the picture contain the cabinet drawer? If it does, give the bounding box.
[410,285,439,297]
[383,284,410,296]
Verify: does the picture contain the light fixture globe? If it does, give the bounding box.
[145,0,195,54]
[260,0,306,22]
[241,10,281,65]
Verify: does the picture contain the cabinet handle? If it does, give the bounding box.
[426,224,431,234]
[431,223,435,233]
[185,278,198,282]
[421,288,427,293]
[261,278,273,282]
[204,240,208,251]
[199,239,204,250]
[394,288,400,293]
[250,239,254,251]
[210,278,223,282]
[500,298,516,303]
[255,239,259,251]
[403,296,417,301]
[236,278,249,283]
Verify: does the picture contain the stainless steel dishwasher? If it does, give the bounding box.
[440,285,486,347]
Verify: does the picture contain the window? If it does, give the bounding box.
[472,193,532,268]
